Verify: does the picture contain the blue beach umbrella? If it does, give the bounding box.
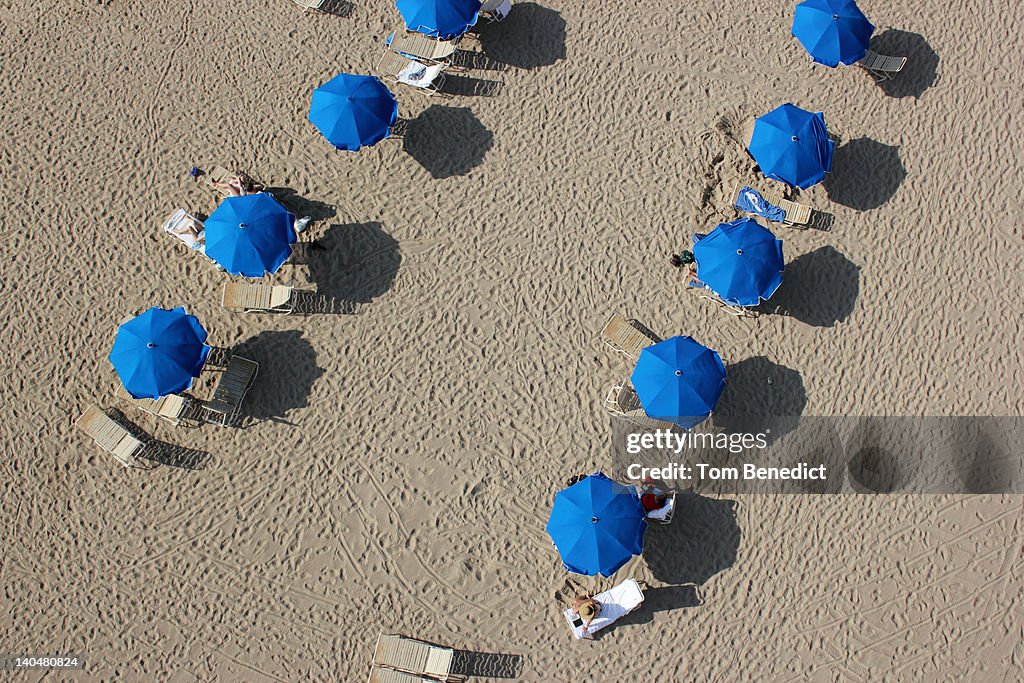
[792,0,874,67]
[631,336,726,429]
[545,472,647,577]
[204,193,297,277]
[693,218,785,307]
[748,103,834,190]
[396,0,482,40]
[109,307,211,400]
[309,74,399,151]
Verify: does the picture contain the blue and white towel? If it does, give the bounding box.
[735,186,786,223]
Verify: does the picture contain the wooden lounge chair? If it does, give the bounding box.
[206,165,231,195]
[372,634,461,682]
[376,50,446,94]
[604,384,675,430]
[389,31,460,63]
[115,385,193,425]
[732,184,812,227]
[600,314,661,361]
[201,356,259,426]
[76,405,148,467]
[858,49,907,81]
[222,282,295,314]
[293,0,328,13]
[367,666,440,683]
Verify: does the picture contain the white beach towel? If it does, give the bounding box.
[397,62,444,88]
[563,579,644,639]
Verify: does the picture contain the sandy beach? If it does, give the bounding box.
[1,0,1022,680]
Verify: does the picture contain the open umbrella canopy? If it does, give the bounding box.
[694,218,785,306]
[748,103,835,190]
[792,0,874,67]
[546,472,647,577]
[631,336,726,429]
[109,307,210,399]
[309,74,399,151]
[396,0,481,40]
[204,193,296,277]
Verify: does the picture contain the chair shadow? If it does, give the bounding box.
[450,650,523,679]
[644,491,741,586]
[806,209,835,231]
[439,74,504,97]
[600,584,703,636]
[302,0,354,17]
[763,246,860,327]
[306,222,401,311]
[106,408,211,470]
[869,29,940,99]
[403,106,493,178]
[451,49,511,72]
[823,138,906,210]
[264,187,337,223]
[712,356,807,445]
[477,2,566,69]
[845,417,926,493]
[230,330,324,422]
[143,442,213,470]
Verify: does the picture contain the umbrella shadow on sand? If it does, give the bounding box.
[868,29,940,99]
[959,425,1019,494]
[476,2,566,69]
[306,222,401,313]
[824,138,906,210]
[403,106,493,178]
[763,246,860,327]
[713,356,807,446]
[644,492,742,586]
[231,330,324,424]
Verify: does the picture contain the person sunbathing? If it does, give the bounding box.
[571,594,602,633]
[670,249,705,288]
[165,211,206,253]
[212,171,265,197]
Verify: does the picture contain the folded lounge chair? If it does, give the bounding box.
[115,385,193,425]
[388,31,460,63]
[200,356,258,425]
[76,405,148,467]
[600,314,661,361]
[367,666,441,683]
[732,184,811,227]
[377,50,446,94]
[563,579,645,639]
[372,634,460,681]
[858,49,907,81]
[222,282,295,314]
